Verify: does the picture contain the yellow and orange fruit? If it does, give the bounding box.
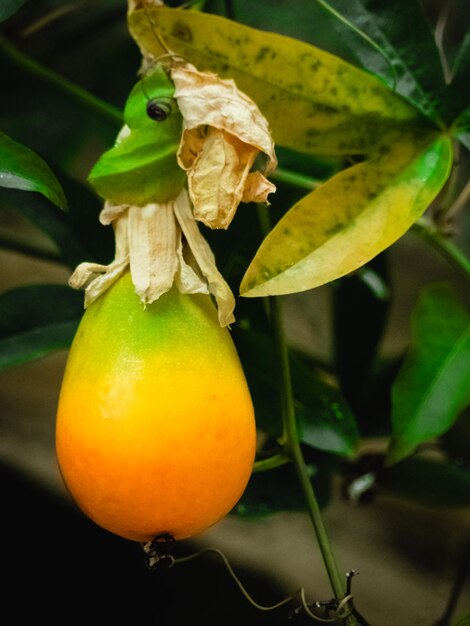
[56,272,255,541]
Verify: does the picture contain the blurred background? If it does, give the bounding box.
[1,1,469,624]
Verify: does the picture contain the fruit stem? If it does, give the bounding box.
[257,205,356,625]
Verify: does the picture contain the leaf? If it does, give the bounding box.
[233,327,359,456]
[383,457,470,508]
[240,134,452,298]
[236,451,332,517]
[454,615,470,626]
[128,6,427,156]
[0,285,82,370]
[225,0,396,87]
[0,322,79,371]
[0,175,114,267]
[0,0,28,23]
[448,30,470,121]
[453,106,470,151]
[0,132,67,211]
[332,253,390,416]
[318,0,448,123]
[387,286,470,465]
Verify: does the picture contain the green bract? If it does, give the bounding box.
[88,65,186,206]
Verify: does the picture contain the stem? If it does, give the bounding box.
[20,0,97,38]
[252,453,290,473]
[0,37,122,125]
[412,219,470,280]
[257,206,355,625]
[434,141,461,230]
[270,167,322,191]
[434,0,452,84]
[270,295,350,603]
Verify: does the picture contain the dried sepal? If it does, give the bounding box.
[243,171,276,204]
[128,0,163,14]
[69,215,130,307]
[174,189,235,326]
[70,190,235,325]
[171,62,276,229]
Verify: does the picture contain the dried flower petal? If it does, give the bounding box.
[72,48,277,325]
[70,189,235,325]
[185,127,258,229]
[171,62,276,229]
[128,0,163,14]
[242,171,277,204]
[127,202,179,303]
[172,63,276,165]
[174,189,236,326]
[174,236,209,296]
[69,215,130,307]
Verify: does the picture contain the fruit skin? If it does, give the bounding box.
[56,272,256,542]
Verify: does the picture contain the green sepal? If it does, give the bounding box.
[88,65,186,206]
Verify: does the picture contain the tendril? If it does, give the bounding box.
[142,539,365,623]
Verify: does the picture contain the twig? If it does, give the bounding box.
[434,0,452,84]
[252,453,290,473]
[271,167,322,191]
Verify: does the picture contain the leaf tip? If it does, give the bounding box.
[384,439,416,467]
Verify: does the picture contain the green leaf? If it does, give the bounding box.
[209,0,396,85]
[241,134,452,298]
[0,132,67,211]
[383,456,470,508]
[235,463,309,517]
[332,253,390,416]
[0,285,82,370]
[234,327,359,456]
[454,614,470,626]
[128,6,427,156]
[318,0,448,123]
[236,451,332,517]
[0,0,28,23]
[453,106,470,151]
[0,176,114,267]
[448,30,470,121]
[387,286,470,465]
[0,322,79,371]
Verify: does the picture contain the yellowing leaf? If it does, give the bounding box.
[240,135,452,298]
[128,7,429,156]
